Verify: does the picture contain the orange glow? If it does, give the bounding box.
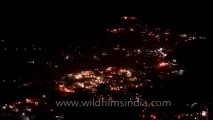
[123,16,128,20]
[159,62,169,67]
[75,74,83,79]
[164,32,170,35]
[58,84,74,93]
[106,67,113,71]
[110,87,119,91]
[26,98,33,103]
[59,84,64,88]
[109,28,126,33]
[63,88,72,93]
[113,29,117,32]
[110,87,114,91]
[107,75,113,78]
[119,69,126,72]
[130,28,134,31]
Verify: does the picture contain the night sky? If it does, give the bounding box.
[0,2,210,42]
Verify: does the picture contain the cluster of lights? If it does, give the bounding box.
[58,84,74,93]
[107,16,206,47]
[179,33,205,42]
[158,62,169,67]
[177,110,208,119]
[55,67,143,93]
[122,16,137,20]
[56,66,156,95]
[176,102,208,119]
[0,47,43,51]
[107,27,135,33]
[1,97,42,119]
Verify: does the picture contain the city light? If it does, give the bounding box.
[158,62,169,67]
[0,8,208,120]
[201,111,207,117]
